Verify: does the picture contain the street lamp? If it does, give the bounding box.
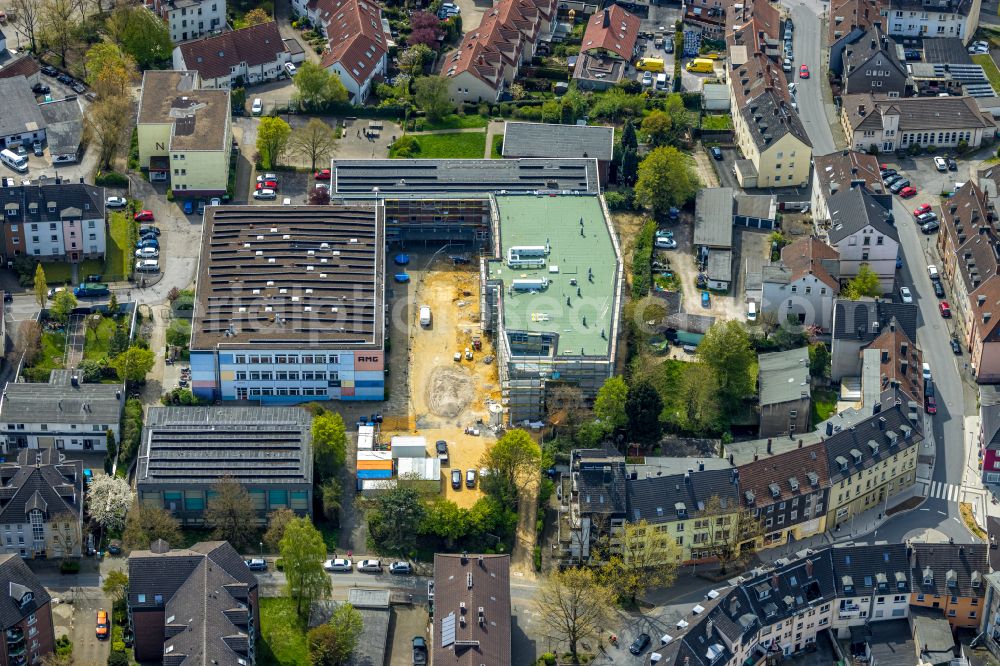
[259,541,263,557]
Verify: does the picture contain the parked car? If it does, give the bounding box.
[933,280,945,298]
[710,146,723,160]
[951,338,963,354]
[245,558,267,571]
[412,637,428,666]
[641,71,653,86]
[466,469,477,488]
[900,186,917,198]
[256,173,278,183]
[880,168,897,179]
[436,439,449,462]
[256,180,278,190]
[451,469,462,489]
[389,561,413,575]
[139,225,161,237]
[916,211,937,224]
[315,168,332,180]
[921,220,940,233]
[913,203,931,217]
[135,247,159,258]
[56,73,72,84]
[630,633,651,655]
[939,300,951,317]
[106,196,127,208]
[183,200,193,214]
[358,559,382,573]
[253,188,277,200]
[922,362,932,380]
[799,64,810,78]
[134,210,154,222]
[889,179,910,194]
[904,49,921,60]
[899,287,913,303]
[136,238,159,250]
[969,40,990,54]
[71,81,86,94]
[323,558,352,572]
[947,157,958,171]
[210,197,222,206]
[782,58,792,72]
[655,237,677,249]
[32,83,49,95]
[883,174,902,186]
[41,64,58,76]
[96,610,110,640]
[934,156,948,172]
[925,394,937,414]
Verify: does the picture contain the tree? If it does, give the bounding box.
[34,264,47,308]
[49,512,81,559]
[280,517,331,618]
[8,0,41,53]
[842,264,882,299]
[399,44,432,77]
[87,475,134,531]
[413,76,453,122]
[309,186,331,205]
[122,503,182,551]
[408,11,443,48]
[809,342,831,380]
[312,411,347,482]
[420,499,470,547]
[102,570,129,604]
[479,429,541,507]
[106,4,172,69]
[697,320,756,407]
[621,118,637,152]
[204,477,257,548]
[594,376,628,433]
[256,116,292,170]
[625,379,663,446]
[698,495,764,574]
[86,95,132,170]
[244,7,271,25]
[617,120,639,185]
[546,384,588,430]
[319,477,342,525]
[49,289,77,324]
[596,520,683,603]
[536,567,614,662]
[263,508,296,553]
[12,319,42,367]
[85,42,138,98]
[641,110,672,147]
[363,485,426,555]
[110,346,155,383]
[293,62,348,109]
[290,118,338,172]
[663,93,692,142]
[307,604,363,666]
[634,146,700,215]
[677,362,721,433]
[40,0,79,67]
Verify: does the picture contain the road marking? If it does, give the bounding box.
[928,481,961,503]
[938,511,947,516]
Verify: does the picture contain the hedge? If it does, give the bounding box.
[631,221,656,298]
[95,171,129,188]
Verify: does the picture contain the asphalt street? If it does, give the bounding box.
[790,4,836,156]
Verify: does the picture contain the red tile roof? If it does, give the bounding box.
[177,21,288,81]
[780,237,840,291]
[580,5,639,60]
[315,0,388,85]
[737,442,830,507]
[829,0,883,44]
[866,321,923,405]
[0,54,40,81]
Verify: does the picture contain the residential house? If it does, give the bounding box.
[137,70,232,197]
[626,467,744,563]
[0,180,106,262]
[736,442,830,548]
[978,570,1000,661]
[0,76,45,151]
[757,347,811,438]
[556,449,627,564]
[431,554,511,666]
[684,0,727,41]
[909,542,989,629]
[978,385,1000,483]
[840,26,909,96]
[572,5,640,91]
[657,588,761,666]
[0,371,122,454]
[841,94,996,153]
[0,29,41,87]
[172,22,294,89]
[127,540,259,664]
[830,298,919,381]
[823,402,921,532]
[936,180,1000,382]
[811,150,883,227]
[441,0,557,104]
[863,317,925,409]
[847,618,924,666]
[829,0,884,76]
[831,543,912,637]
[37,98,83,164]
[136,406,314,525]
[0,554,54,666]
[882,0,981,43]
[501,122,615,185]
[147,0,226,43]
[910,607,967,664]
[732,88,812,189]
[0,449,83,560]
[760,237,840,332]
[826,185,898,291]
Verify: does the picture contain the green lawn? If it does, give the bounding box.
[391,131,487,159]
[411,114,489,131]
[107,212,134,281]
[491,134,504,158]
[258,598,310,666]
[40,262,72,284]
[701,114,733,130]
[811,388,839,428]
[83,317,117,361]
[24,331,66,381]
[973,54,1000,93]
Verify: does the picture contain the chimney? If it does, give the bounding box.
[771,573,780,589]
[730,596,739,615]
[706,618,715,638]
[698,461,705,472]
[805,559,814,578]
[798,439,803,448]
[767,439,772,454]
[859,104,866,116]
[729,453,735,465]
[603,10,610,27]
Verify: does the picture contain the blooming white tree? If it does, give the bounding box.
[87,475,134,531]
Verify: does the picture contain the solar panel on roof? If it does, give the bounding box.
[441,612,456,647]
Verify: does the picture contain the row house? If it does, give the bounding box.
[0,180,106,263]
[829,0,884,76]
[442,0,557,104]
[830,298,919,381]
[555,448,627,564]
[831,543,912,637]
[979,385,1000,483]
[0,555,55,666]
[826,185,898,291]
[147,0,225,43]
[760,237,840,332]
[910,542,989,629]
[863,317,926,412]
[811,150,884,226]
[839,26,909,97]
[172,21,301,89]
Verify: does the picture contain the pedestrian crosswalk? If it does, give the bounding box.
[927,481,961,503]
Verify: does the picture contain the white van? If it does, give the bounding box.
[135,259,160,273]
[0,148,28,173]
[419,305,432,326]
[747,301,757,321]
[655,73,668,90]
[251,98,263,116]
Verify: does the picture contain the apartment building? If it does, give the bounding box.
[555,448,627,564]
[172,22,297,89]
[882,0,981,43]
[307,0,390,103]
[0,449,83,560]
[148,0,225,43]
[839,26,909,96]
[842,94,995,153]
[910,542,989,629]
[811,150,883,225]
[0,180,106,262]
[979,386,1000,483]
[760,237,840,332]
[829,0,884,74]
[0,555,54,666]
[756,347,811,438]
[0,371,122,454]
[831,543,912,637]
[431,554,511,665]
[830,298,919,381]
[137,70,232,197]
[826,185,898,291]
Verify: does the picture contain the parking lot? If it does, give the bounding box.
[387,605,430,666]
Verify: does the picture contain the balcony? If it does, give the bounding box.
[5,627,23,642]
[7,641,26,657]
[838,607,862,619]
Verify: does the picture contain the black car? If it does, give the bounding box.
[451,469,461,489]
[921,220,940,233]
[933,280,945,298]
[889,179,910,194]
[140,225,161,236]
[710,146,723,160]
[880,168,896,178]
[883,173,902,186]
[71,82,87,94]
[32,83,50,95]
[2,291,11,303]
[629,633,651,655]
[947,157,958,171]
[40,64,58,76]
[57,73,73,84]
[951,338,963,355]
[412,637,428,666]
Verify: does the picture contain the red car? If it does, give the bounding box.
[314,169,331,180]
[939,301,951,317]
[900,186,917,198]
[799,64,810,78]
[255,180,278,190]
[913,203,931,217]
[925,395,937,414]
[134,210,154,222]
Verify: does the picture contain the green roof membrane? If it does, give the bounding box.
[490,195,619,358]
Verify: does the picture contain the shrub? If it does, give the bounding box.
[538,653,557,666]
[275,557,285,570]
[533,545,541,571]
[60,560,80,573]
[514,105,543,121]
[95,171,129,187]
[108,651,128,666]
[631,221,656,298]
[604,191,630,210]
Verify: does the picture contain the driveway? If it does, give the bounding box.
[275,0,321,64]
[709,147,740,189]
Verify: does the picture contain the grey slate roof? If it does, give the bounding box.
[910,607,959,664]
[831,543,911,597]
[0,372,121,426]
[38,97,83,158]
[695,187,734,248]
[843,27,904,77]
[758,347,810,406]
[827,186,898,244]
[0,181,105,224]
[0,76,45,139]
[627,467,740,524]
[734,193,776,221]
[822,403,922,484]
[502,122,614,161]
[571,449,627,516]
[922,37,972,65]
[0,554,50,630]
[741,548,837,624]
[852,619,918,666]
[0,448,82,524]
[128,541,258,666]
[911,542,989,598]
[740,89,812,151]
[980,385,1000,451]
[136,406,313,487]
[832,298,918,342]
